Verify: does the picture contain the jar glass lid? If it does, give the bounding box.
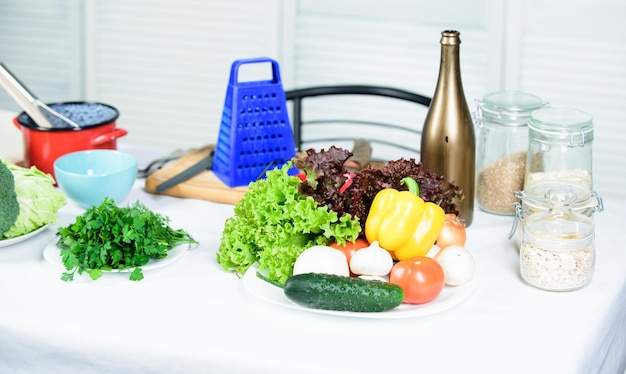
[529,107,593,145]
[480,91,545,125]
[524,186,594,245]
[518,180,603,218]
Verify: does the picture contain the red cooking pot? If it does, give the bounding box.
[13,101,128,178]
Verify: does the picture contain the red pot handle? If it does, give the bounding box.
[91,128,128,146]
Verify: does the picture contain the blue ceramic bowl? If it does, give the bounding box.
[54,150,137,209]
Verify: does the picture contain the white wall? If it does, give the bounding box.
[1,0,624,198]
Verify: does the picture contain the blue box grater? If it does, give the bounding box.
[212,57,296,187]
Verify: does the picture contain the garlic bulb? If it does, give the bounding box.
[349,241,393,276]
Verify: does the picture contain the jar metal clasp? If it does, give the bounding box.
[472,98,484,127]
[508,190,525,240]
[568,128,588,148]
[591,190,604,213]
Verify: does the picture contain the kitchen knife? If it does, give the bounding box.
[155,150,215,192]
[344,138,372,171]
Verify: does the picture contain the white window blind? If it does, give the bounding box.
[284,0,498,164]
[288,0,498,100]
[514,0,626,199]
[82,0,283,150]
[0,0,82,111]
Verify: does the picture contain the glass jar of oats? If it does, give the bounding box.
[510,181,603,250]
[524,107,594,197]
[520,187,595,291]
[475,91,546,215]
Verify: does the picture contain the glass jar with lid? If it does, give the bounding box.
[520,187,595,291]
[509,181,603,250]
[524,107,594,196]
[475,91,546,215]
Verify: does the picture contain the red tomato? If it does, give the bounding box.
[389,257,445,304]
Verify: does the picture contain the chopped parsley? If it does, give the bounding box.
[57,198,197,281]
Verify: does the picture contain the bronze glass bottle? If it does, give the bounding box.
[420,30,475,227]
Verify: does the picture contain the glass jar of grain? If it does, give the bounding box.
[524,107,594,196]
[475,91,546,215]
[520,187,595,291]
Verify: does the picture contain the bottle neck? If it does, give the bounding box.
[437,43,462,89]
[433,31,465,100]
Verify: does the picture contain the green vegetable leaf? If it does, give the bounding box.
[293,147,463,233]
[1,160,66,239]
[57,198,197,281]
[216,162,361,285]
[129,268,144,281]
[61,271,75,282]
[86,268,103,280]
[60,248,79,271]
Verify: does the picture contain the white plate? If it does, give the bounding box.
[0,225,50,248]
[243,263,479,319]
[43,238,189,272]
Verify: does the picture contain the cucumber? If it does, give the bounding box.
[283,273,404,312]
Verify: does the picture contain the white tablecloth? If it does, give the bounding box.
[1,146,625,374]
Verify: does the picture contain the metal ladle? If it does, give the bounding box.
[0,62,80,129]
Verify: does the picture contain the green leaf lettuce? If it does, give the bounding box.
[217,162,361,284]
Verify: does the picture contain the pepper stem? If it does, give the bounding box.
[401,177,420,196]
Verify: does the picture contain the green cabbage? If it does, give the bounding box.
[2,161,66,238]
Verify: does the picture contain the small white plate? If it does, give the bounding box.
[43,238,189,272]
[0,225,50,248]
[243,263,479,319]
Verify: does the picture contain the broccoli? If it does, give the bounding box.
[0,160,20,237]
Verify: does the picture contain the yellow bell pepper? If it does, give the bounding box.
[365,177,445,260]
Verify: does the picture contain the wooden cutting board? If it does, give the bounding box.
[145,139,376,205]
[145,145,248,205]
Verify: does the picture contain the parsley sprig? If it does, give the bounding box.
[57,198,197,281]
